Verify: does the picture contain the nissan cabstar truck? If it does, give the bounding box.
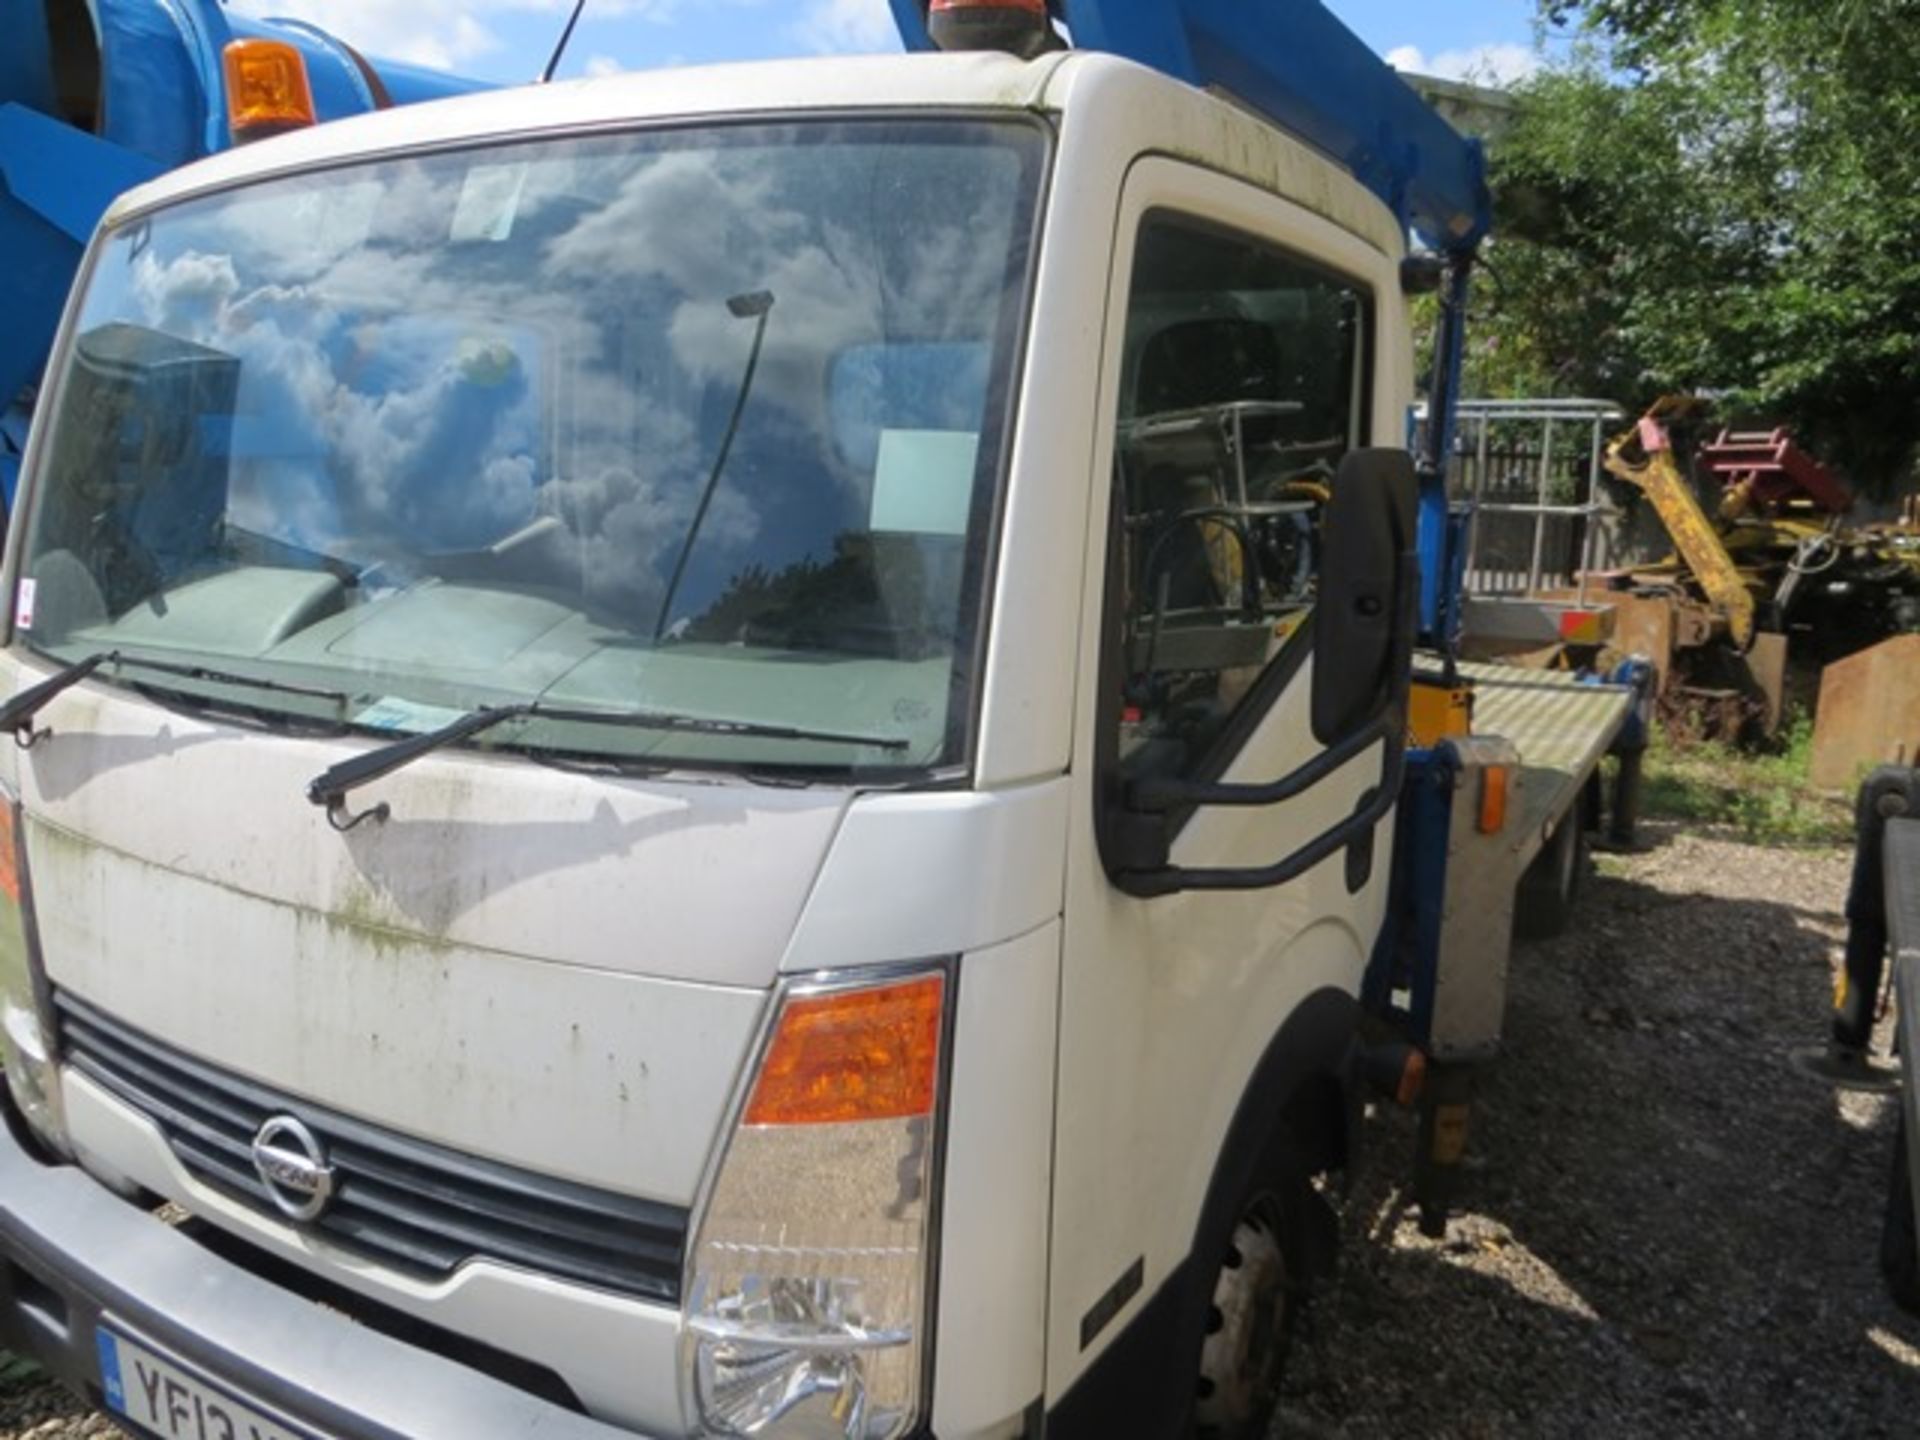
[0,2,1642,1437]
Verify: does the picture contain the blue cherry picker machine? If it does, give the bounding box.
[0,0,489,509]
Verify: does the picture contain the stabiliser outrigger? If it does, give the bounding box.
[1802,765,1920,1316]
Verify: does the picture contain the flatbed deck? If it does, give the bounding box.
[1421,658,1635,870]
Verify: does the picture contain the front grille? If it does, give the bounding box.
[55,991,687,1303]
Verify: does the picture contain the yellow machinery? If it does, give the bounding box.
[1602,398,1757,651]
[1600,398,1920,742]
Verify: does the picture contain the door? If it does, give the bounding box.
[1047,158,1409,1425]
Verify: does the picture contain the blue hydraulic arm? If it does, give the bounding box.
[890,0,1488,253]
[1,0,491,507]
[891,0,1489,648]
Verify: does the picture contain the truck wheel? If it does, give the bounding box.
[1515,801,1589,941]
[1883,1113,1920,1316]
[1193,1190,1296,1440]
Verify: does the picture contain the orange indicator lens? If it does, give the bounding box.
[0,804,18,905]
[745,973,945,1126]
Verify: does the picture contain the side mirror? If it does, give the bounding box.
[1105,448,1419,898]
[1312,449,1417,745]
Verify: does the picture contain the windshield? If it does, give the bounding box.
[17,118,1046,776]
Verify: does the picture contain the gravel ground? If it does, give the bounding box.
[1278,824,1920,1437]
[4,826,1915,1437]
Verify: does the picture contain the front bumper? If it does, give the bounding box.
[0,1100,646,1440]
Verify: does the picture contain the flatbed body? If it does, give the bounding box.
[1443,658,1635,868]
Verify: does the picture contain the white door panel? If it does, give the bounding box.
[1049,157,1403,1404]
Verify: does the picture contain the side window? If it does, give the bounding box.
[1110,211,1372,781]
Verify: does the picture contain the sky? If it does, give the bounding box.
[229,0,1556,89]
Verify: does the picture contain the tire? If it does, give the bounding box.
[1883,1112,1920,1316]
[1515,799,1590,941]
[1190,1150,1324,1440]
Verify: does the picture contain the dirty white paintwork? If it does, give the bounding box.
[11,672,850,988]
[62,1074,690,1435]
[34,804,765,1199]
[929,922,1060,1436]
[781,779,1068,972]
[1041,154,1405,1403]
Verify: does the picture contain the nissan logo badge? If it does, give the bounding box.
[250,1114,337,1222]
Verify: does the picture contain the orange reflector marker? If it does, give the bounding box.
[1557,608,1607,645]
[1477,765,1510,835]
[0,804,18,905]
[223,39,317,141]
[745,973,945,1126]
[1396,1049,1428,1108]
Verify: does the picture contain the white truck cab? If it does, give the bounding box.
[0,42,1547,1440]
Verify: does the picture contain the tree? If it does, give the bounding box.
[1470,1,1920,491]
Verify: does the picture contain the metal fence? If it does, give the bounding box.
[1447,399,1626,601]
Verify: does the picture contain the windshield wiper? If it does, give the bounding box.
[124,677,352,739]
[0,650,350,746]
[0,651,115,743]
[306,700,910,830]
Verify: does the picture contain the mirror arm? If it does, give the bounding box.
[1128,704,1390,814]
[1126,552,1417,817]
[1114,551,1418,899]
[1119,728,1404,897]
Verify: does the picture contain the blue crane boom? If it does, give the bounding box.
[889,0,1492,255]
[1,0,489,507]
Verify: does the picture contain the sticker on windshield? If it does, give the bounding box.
[14,578,34,632]
[354,697,471,735]
[870,430,978,536]
[451,162,531,244]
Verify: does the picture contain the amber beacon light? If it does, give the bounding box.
[223,39,318,142]
[927,0,1059,58]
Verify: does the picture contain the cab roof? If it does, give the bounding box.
[106,50,1404,257]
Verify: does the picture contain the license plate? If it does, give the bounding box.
[96,1325,313,1440]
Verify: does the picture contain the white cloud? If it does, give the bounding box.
[227,0,507,67]
[583,54,626,78]
[1385,42,1542,88]
[791,0,899,54]
[226,0,686,71]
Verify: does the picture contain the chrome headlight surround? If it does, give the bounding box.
[681,962,954,1439]
[0,782,67,1156]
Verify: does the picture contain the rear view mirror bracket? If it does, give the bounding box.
[1114,721,1406,898]
[1108,445,1418,900]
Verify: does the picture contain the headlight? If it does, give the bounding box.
[684,967,948,1438]
[0,791,65,1154]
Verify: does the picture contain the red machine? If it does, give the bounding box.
[1701,427,1853,516]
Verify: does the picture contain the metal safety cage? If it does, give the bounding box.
[1449,399,1627,605]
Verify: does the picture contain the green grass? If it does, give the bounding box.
[1641,713,1854,847]
[0,1350,41,1387]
